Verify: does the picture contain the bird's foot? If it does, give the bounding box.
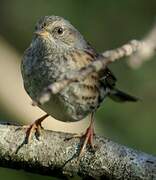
[79,123,95,158]
[23,121,43,144]
[65,122,95,158]
[22,114,49,144]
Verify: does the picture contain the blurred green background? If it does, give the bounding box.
[0,0,156,179]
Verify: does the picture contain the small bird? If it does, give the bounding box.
[21,15,138,155]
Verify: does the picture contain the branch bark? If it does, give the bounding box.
[0,123,155,179]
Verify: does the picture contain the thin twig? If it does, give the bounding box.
[37,40,143,105]
[128,23,156,68]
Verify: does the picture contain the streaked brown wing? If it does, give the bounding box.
[68,44,117,88]
[100,68,117,87]
[84,43,117,88]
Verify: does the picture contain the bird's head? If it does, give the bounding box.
[33,15,86,52]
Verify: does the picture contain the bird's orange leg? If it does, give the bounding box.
[23,114,49,143]
[79,113,95,157]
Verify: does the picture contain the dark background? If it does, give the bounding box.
[0,0,156,179]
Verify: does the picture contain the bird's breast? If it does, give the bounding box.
[22,47,106,122]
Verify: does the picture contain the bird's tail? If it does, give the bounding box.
[108,88,139,102]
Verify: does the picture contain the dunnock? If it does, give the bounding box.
[21,16,138,155]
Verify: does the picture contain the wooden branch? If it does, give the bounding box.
[36,40,143,105]
[0,123,155,179]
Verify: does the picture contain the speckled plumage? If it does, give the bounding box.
[21,16,137,122]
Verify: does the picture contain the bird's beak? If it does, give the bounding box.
[34,30,49,37]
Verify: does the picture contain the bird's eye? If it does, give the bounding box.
[55,27,64,35]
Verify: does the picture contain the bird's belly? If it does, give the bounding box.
[39,82,101,122]
[39,93,87,122]
[23,54,104,121]
[39,94,76,122]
